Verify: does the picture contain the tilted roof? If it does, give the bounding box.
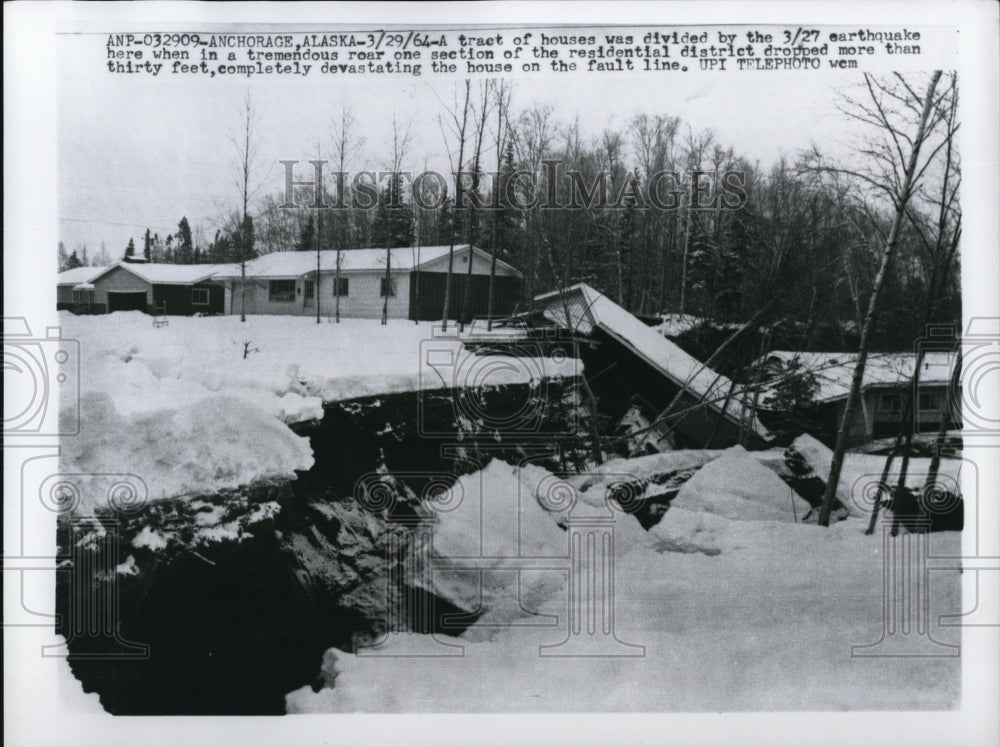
[535,283,772,440]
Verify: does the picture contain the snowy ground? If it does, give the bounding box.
[287,456,963,713]
[57,312,578,507]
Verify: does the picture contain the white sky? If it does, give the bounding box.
[58,30,867,256]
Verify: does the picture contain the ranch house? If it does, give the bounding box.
[58,261,235,315]
[217,245,521,322]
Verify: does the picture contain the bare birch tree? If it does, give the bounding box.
[329,102,365,323]
[229,92,264,322]
[435,81,472,331]
[814,71,946,527]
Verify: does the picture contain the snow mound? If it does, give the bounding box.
[671,445,811,521]
[421,460,570,639]
[648,506,726,555]
[60,392,314,510]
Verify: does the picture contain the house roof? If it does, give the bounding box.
[534,283,772,440]
[56,266,106,285]
[757,350,957,404]
[212,245,520,279]
[89,262,240,285]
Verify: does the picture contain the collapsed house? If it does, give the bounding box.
[532,283,773,451]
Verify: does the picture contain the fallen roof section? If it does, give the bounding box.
[535,283,772,441]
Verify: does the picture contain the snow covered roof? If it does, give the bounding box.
[90,262,240,285]
[213,245,519,279]
[535,283,772,440]
[56,266,106,285]
[758,350,957,404]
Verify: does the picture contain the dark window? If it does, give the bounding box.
[191,288,210,305]
[919,392,941,411]
[380,277,396,297]
[332,277,349,297]
[304,281,314,300]
[269,280,296,302]
[879,393,903,412]
[72,289,93,304]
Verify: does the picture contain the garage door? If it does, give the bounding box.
[107,292,148,313]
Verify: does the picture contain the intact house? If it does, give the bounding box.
[214,245,521,321]
[58,261,236,315]
[755,350,960,443]
[56,266,106,313]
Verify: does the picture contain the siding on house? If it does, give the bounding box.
[228,271,412,319]
[94,265,152,311]
[216,246,521,320]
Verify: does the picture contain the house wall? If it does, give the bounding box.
[827,384,960,442]
[93,266,152,312]
[409,272,521,322]
[228,271,411,319]
[152,282,225,316]
[56,286,75,306]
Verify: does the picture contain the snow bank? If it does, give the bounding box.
[60,392,314,509]
[670,445,811,521]
[58,312,578,506]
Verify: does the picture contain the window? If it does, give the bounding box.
[380,277,397,297]
[919,392,941,411]
[269,280,296,302]
[191,288,210,305]
[332,277,349,297]
[879,393,902,412]
[72,289,93,304]
[304,281,314,300]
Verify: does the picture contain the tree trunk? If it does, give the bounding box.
[818,71,943,527]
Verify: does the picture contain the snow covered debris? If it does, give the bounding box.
[789,433,963,518]
[670,445,812,521]
[574,449,722,490]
